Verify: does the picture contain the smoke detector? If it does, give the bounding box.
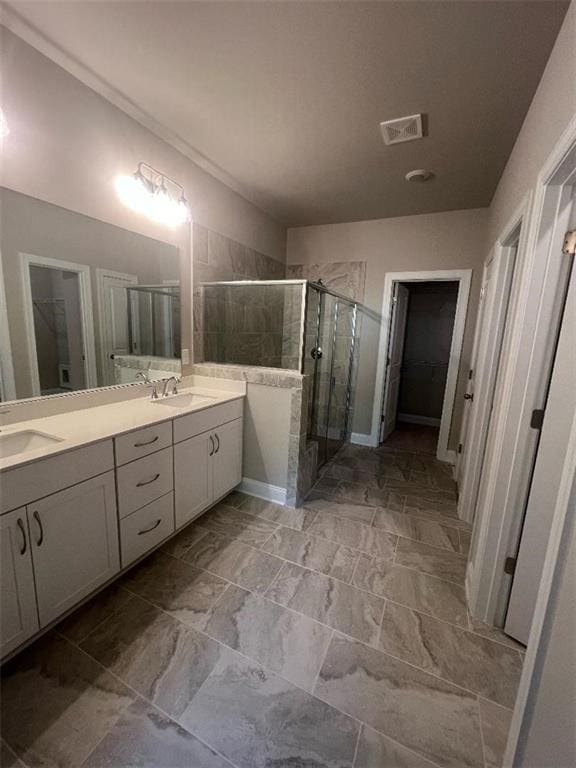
[405,169,434,183]
[380,113,423,145]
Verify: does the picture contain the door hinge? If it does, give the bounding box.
[468,368,473,380]
[562,230,576,256]
[458,443,463,454]
[504,556,517,576]
[530,409,545,430]
[381,414,385,423]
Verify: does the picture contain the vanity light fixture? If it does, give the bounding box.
[115,162,191,227]
[0,108,9,138]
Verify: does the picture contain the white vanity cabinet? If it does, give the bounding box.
[28,472,119,626]
[0,508,39,657]
[0,393,245,659]
[212,418,243,501]
[175,417,243,528]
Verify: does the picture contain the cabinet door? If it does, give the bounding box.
[213,419,243,501]
[174,433,213,529]
[0,508,39,658]
[29,472,120,627]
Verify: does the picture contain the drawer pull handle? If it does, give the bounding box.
[33,510,44,546]
[214,432,220,454]
[209,435,215,456]
[17,517,27,555]
[134,435,159,448]
[136,473,160,487]
[138,518,162,535]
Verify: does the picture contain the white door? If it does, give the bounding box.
[174,432,213,529]
[29,472,119,626]
[454,264,491,485]
[456,246,517,521]
[505,257,576,644]
[213,419,243,501]
[380,283,409,441]
[0,508,39,657]
[96,269,138,385]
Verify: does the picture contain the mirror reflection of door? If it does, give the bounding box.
[96,269,138,385]
[28,264,87,395]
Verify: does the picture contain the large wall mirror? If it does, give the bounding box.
[0,187,182,403]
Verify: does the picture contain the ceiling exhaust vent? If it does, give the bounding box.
[380,114,423,145]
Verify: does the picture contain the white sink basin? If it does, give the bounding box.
[0,429,64,459]
[151,392,216,409]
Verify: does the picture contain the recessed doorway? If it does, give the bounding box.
[373,269,471,463]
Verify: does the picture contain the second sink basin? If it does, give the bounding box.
[151,392,216,409]
[0,429,64,459]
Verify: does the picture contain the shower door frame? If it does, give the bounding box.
[304,282,358,466]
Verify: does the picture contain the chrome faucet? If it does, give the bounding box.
[135,371,159,400]
[162,376,180,398]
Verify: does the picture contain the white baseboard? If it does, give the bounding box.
[437,447,456,465]
[398,413,441,427]
[238,477,287,505]
[351,432,379,447]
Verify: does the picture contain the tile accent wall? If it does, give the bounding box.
[286,261,366,303]
[192,223,287,366]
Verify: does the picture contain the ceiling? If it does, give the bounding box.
[3,1,569,227]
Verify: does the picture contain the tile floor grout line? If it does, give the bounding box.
[56,634,242,768]
[169,524,473,636]
[350,722,362,768]
[309,627,335,696]
[265,522,393,570]
[91,585,374,734]
[384,596,527,660]
[310,489,465,532]
[352,723,448,768]
[53,587,134,646]
[476,696,490,768]
[1,736,33,768]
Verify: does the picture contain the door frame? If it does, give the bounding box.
[0,248,16,401]
[456,200,528,523]
[380,282,409,442]
[95,267,138,385]
[20,253,97,395]
[371,269,472,463]
[467,114,576,627]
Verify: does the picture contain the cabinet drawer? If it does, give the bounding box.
[115,422,172,466]
[173,399,243,443]
[1,440,114,515]
[117,447,173,518]
[120,492,174,568]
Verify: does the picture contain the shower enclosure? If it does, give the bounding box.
[200,279,360,467]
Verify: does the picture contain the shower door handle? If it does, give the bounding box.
[311,347,323,360]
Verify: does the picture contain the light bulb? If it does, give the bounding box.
[115,167,190,227]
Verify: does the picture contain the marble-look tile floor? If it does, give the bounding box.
[1,441,525,768]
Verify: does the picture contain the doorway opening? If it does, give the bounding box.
[382,280,459,455]
[374,269,471,463]
[21,253,97,396]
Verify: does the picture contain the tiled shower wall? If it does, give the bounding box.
[192,222,286,365]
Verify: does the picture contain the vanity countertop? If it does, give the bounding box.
[0,386,245,473]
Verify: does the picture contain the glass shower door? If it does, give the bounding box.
[326,300,356,461]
